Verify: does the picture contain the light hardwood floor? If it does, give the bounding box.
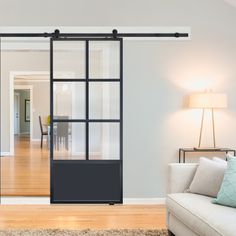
[0,205,166,230]
[0,136,166,230]
[1,135,50,196]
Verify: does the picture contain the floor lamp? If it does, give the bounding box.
[189,92,228,150]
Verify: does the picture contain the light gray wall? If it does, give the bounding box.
[0,0,233,27]
[15,89,30,134]
[15,81,50,140]
[1,0,236,198]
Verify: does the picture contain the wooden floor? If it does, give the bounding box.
[0,135,166,230]
[1,135,50,196]
[0,205,166,230]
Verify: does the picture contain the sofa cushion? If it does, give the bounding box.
[187,157,227,197]
[167,193,236,236]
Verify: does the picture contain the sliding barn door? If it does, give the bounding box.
[50,37,123,203]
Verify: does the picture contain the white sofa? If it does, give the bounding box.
[166,163,236,236]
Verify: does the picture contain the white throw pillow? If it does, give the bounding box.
[187,157,227,197]
[212,157,227,167]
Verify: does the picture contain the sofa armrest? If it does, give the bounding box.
[168,163,198,194]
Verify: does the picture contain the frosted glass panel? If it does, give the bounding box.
[53,123,85,160]
[89,82,120,119]
[53,82,85,119]
[53,41,85,79]
[89,41,120,79]
[89,123,120,160]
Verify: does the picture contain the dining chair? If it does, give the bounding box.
[54,116,69,150]
[39,116,48,148]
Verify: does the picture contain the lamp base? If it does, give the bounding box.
[194,147,221,151]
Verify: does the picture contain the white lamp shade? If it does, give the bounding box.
[189,93,228,108]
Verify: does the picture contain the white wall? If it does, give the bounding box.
[1,0,236,198]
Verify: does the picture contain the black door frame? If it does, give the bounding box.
[50,37,123,204]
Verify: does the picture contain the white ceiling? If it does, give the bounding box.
[224,0,236,7]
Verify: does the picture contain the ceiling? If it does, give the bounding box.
[224,0,236,7]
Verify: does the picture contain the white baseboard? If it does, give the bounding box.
[0,197,166,205]
[0,152,13,156]
[1,197,50,205]
[31,138,47,142]
[123,198,166,205]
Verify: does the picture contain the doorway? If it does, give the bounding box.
[1,45,50,198]
[2,75,50,197]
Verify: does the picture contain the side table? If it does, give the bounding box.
[179,148,236,163]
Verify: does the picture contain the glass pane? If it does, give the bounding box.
[89,41,120,79]
[53,123,85,160]
[53,41,85,79]
[89,123,120,160]
[89,82,120,119]
[53,82,85,119]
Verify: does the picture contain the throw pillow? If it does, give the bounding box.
[187,157,227,197]
[213,157,236,208]
[226,153,236,160]
[212,157,227,167]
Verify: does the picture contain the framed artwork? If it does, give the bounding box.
[25,99,30,122]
